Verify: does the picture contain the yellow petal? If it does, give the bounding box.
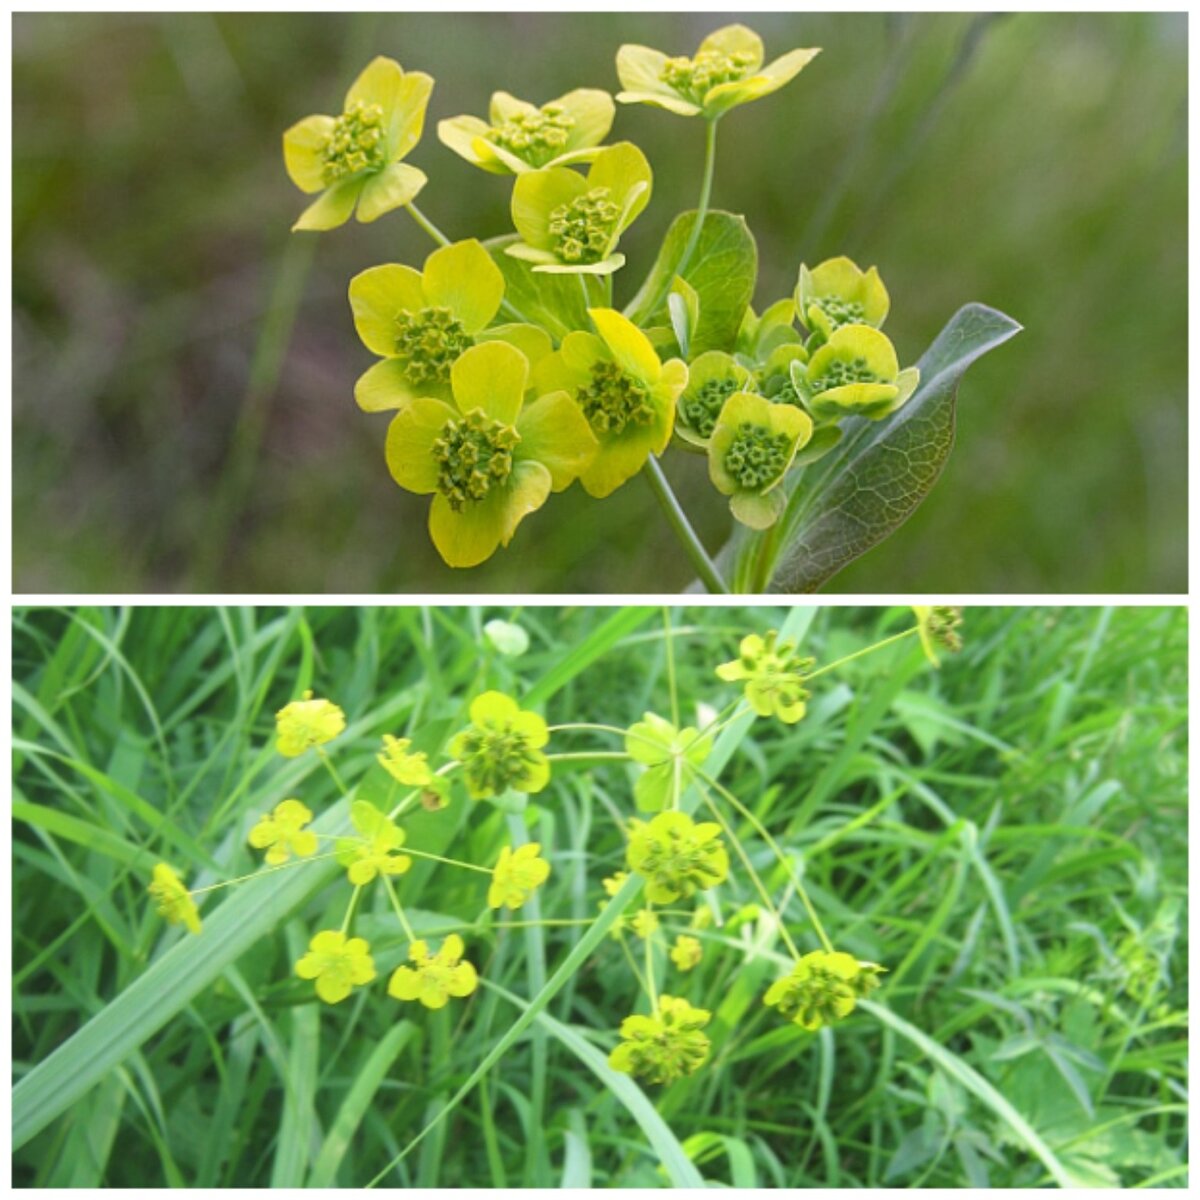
[450,340,527,424]
[385,397,459,494]
[356,163,427,223]
[282,115,335,194]
[422,240,505,333]
[348,263,426,356]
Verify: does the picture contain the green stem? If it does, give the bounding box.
[644,458,729,594]
[676,117,720,280]
[404,846,492,875]
[663,607,680,728]
[405,201,451,247]
[644,908,659,1010]
[316,747,350,798]
[383,874,418,942]
[749,518,782,593]
[807,626,919,681]
[545,751,630,765]
[188,850,342,895]
[340,884,363,935]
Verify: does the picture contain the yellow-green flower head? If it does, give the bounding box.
[608,995,712,1084]
[377,735,434,786]
[755,343,811,411]
[336,800,412,885]
[708,391,813,530]
[797,257,890,343]
[735,298,803,364]
[670,934,704,972]
[631,907,661,939]
[675,350,755,448]
[449,691,551,800]
[295,930,377,1004]
[716,630,814,724]
[148,863,202,935]
[508,143,652,275]
[488,842,552,909]
[275,690,346,757]
[349,238,550,414]
[625,711,713,813]
[602,869,629,897]
[763,950,885,1031]
[248,799,318,866]
[626,811,729,904]
[388,935,478,1009]
[616,25,820,120]
[533,308,687,498]
[283,57,433,232]
[912,606,964,667]
[793,325,920,422]
[384,340,597,567]
[439,89,615,174]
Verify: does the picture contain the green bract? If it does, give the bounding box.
[708,391,813,530]
[508,142,652,274]
[616,24,820,120]
[284,56,433,231]
[533,308,686,498]
[438,88,615,174]
[349,238,549,412]
[336,801,412,885]
[675,349,754,449]
[793,324,920,421]
[736,298,802,364]
[797,256,890,344]
[384,341,596,567]
[715,630,814,724]
[626,810,729,904]
[448,691,551,800]
[624,711,713,812]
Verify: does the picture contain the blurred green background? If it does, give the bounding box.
[12,12,1187,594]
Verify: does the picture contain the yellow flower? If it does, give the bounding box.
[247,799,318,866]
[608,996,711,1084]
[336,801,412,885]
[715,630,814,724]
[626,811,729,904]
[763,950,886,1031]
[488,842,551,909]
[377,735,433,786]
[670,934,703,972]
[275,690,346,757]
[617,25,819,120]
[388,935,479,1009]
[295,930,377,1003]
[912,606,964,667]
[449,691,551,799]
[147,863,201,935]
[602,870,629,897]
[283,56,433,231]
[631,908,660,939]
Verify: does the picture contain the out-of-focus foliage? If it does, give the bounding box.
[12,12,1186,593]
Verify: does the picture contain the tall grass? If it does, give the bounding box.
[11,605,1188,1186]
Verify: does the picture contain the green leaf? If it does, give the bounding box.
[485,234,591,340]
[624,210,757,356]
[726,303,1021,592]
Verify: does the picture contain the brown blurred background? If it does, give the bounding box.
[12,12,1187,593]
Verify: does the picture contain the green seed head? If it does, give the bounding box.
[722,422,793,491]
[456,724,542,796]
[548,187,620,264]
[577,360,655,436]
[660,49,756,104]
[322,100,387,184]
[682,376,742,439]
[431,409,518,511]
[393,307,474,387]
[813,296,865,331]
[811,355,879,395]
[488,103,576,166]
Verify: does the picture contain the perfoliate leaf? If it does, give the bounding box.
[624,210,757,356]
[484,234,592,340]
[721,303,1021,592]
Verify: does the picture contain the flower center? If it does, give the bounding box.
[549,187,620,264]
[780,966,855,1027]
[722,422,792,491]
[393,307,473,387]
[682,376,742,439]
[577,361,655,436]
[432,409,518,511]
[322,100,387,183]
[488,103,576,166]
[811,355,880,394]
[660,49,756,103]
[813,296,865,330]
[636,828,723,895]
[456,724,542,796]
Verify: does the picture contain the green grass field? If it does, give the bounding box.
[11,605,1188,1186]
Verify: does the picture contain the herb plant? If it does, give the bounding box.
[282,24,1020,591]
